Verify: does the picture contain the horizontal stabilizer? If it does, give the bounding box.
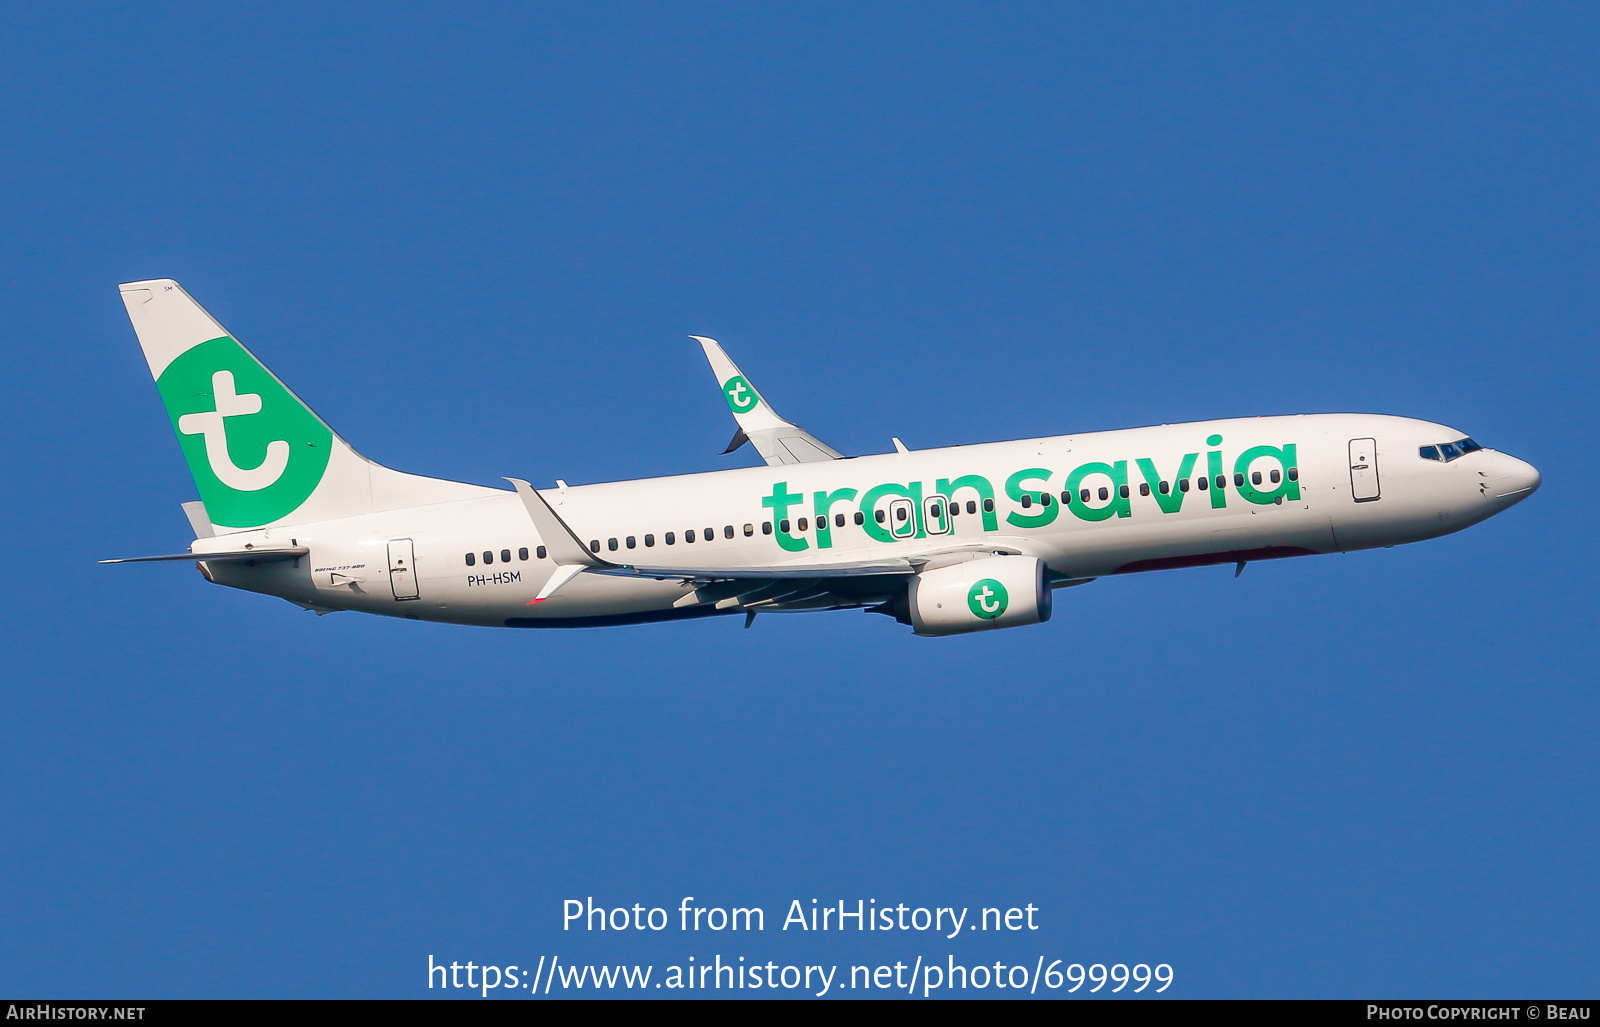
[100,546,309,564]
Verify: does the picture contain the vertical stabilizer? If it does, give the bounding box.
[120,279,494,531]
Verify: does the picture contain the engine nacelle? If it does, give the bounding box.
[908,555,1052,636]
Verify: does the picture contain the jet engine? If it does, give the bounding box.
[908,555,1052,636]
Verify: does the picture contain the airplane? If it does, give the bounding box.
[104,279,1541,636]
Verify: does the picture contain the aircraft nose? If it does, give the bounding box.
[1491,452,1541,501]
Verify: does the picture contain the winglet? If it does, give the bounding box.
[693,336,791,432]
[691,336,844,465]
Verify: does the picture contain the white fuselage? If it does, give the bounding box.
[193,413,1540,629]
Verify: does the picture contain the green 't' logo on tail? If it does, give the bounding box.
[156,337,332,528]
[722,375,758,413]
[967,578,1008,619]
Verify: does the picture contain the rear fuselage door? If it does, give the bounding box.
[1349,438,1380,502]
[387,538,420,600]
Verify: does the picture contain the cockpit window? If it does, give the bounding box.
[1420,438,1482,463]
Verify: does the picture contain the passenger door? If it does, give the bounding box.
[1349,438,1380,502]
[387,538,420,600]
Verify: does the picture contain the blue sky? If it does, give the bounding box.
[0,2,1594,998]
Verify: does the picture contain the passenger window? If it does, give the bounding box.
[876,510,886,523]
[1251,471,1262,485]
[644,535,654,547]
[705,527,714,540]
[798,518,808,531]
[465,552,475,566]
[1080,488,1090,502]
[1020,495,1032,509]
[854,512,865,525]
[537,546,547,560]
[519,547,529,561]
[1197,476,1208,491]
[1041,493,1052,506]
[762,522,773,534]
[626,536,637,549]
[1270,469,1281,483]
[1139,483,1150,497]
[966,501,976,514]
[835,514,845,527]
[502,549,512,562]
[780,520,790,533]
[1178,480,1189,493]
[724,525,734,539]
[744,523,754,536]
[895,507,908,522]
[932,502,944,517]
[588,541,599,553]
[607,538,617,551]
[1287,468,1299,481]
[1060,491,1072,505]
[1119,484,1129,498]
[685,529,696,543]
[665,532,675,545]
[484,550,495,564]
[1159,481,1169,494]
[1098,487,1109,501]
[983,498,994,513]
[1234,472,1245,486]
[1216,475,1226,489]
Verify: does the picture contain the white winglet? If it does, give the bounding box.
[692,336,844,466]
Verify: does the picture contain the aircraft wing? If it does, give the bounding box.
[506,476,910,609]
[692,336,844,465]
[588,557,917,582]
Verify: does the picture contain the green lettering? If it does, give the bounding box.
[935,475,998,531]
[761,482,809,551]
[1065,461,1131,521]
[1135,454,1197,514]
[812,488,858,550]
[858,482,922,543]
[1234,444,1302,505]
[1004,467,1058,528]
[1207,450,1227,508]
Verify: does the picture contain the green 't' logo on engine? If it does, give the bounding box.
[967,578,1009,619]
[722,375,758,413]
[156,336,332,528]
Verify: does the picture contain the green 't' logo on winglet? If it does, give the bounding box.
[156,336,332,528]
[967,578,1009,619]
[722,375,758,413]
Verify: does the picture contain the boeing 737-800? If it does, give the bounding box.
[105,280,1541,636]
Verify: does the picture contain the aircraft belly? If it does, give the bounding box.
[1047,503,1337,578]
